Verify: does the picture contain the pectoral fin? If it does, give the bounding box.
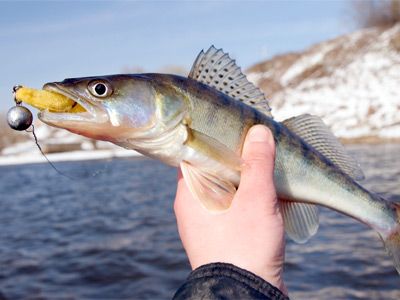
[180,161,236,211]
[280,200,319,243]
[187,128,243,171]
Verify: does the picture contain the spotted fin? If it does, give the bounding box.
[189,46,272,117]
[280,200,319,243]
[282,114,365,181]
[180,161,236,211]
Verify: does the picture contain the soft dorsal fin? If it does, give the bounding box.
[189,46,272,117]
[283,114,365,181]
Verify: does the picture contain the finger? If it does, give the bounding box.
[177,168,183,181]
[236,125,277,208]
[174,168,188,214]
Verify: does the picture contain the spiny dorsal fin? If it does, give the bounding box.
[280,200,319,243]
[283,114,365,181]
[189,46,272,117]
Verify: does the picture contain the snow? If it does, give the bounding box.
[246,73,264,85]
[2,141,39,156]
[1,121,143,166]
[280,42,335,85]
[0,149,141,166]
[247,24,400,141]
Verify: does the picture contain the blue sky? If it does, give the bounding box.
[0,0,351,112]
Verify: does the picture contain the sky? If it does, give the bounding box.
[0,0,353,113]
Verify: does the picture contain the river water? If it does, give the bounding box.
[0,144,399,300]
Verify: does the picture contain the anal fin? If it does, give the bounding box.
[280,200,319,243]
[180,161,236,211]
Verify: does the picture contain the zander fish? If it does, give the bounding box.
[15,46,400,274]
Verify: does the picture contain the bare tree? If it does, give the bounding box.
[157,65,187,76]
[121,65,187,76]
[352,0,400,28]
[121,66,146,74]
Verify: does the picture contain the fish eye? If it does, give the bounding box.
[88,80,113,98]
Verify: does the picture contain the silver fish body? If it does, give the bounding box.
[158,74,398,235]
[33,48,400,275]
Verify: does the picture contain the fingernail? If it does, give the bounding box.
[247,125,271,142]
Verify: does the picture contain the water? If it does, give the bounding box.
[0,144,399,300]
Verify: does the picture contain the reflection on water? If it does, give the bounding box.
[0,144,399,300]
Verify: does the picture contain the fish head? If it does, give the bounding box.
[40,74,187,143]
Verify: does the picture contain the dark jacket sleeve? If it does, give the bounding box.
[173,263,289,300]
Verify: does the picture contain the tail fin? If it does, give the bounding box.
[379,202,400,274]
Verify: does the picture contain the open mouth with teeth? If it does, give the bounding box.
[15,85,107,124]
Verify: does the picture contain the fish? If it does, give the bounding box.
[15,46,400,274]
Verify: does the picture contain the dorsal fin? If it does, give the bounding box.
[189,46,272,117]
[283,114,365,181]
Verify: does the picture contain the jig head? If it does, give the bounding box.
[7,85,33,131]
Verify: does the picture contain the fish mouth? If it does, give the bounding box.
[39,83,108,125]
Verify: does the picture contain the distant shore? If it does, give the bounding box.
[2,136,400,167]
[0,149,142,166]
[340,137,400,144]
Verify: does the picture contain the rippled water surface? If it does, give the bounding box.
[0,144,399,300]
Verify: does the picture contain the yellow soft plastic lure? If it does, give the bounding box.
[15,87,85,113]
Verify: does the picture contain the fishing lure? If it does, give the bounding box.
[7,86,33,131]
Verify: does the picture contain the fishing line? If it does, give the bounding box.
[26,124,111,180]
[11,86,109,180]
[26,124,74,180]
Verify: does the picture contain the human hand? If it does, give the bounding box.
[174,125,287,294]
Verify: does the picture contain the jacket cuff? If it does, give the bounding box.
[173,262,289,300]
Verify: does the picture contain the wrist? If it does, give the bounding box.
[240,264,287,296]
[267,276,287,296]
[190,259,287,296]
[190,263,289,298]
[187,256,287,294]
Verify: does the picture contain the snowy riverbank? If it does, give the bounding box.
[0,149,142,166]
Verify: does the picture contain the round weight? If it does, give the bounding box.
[7,106,33,131]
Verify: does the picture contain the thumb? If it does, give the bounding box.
[235,125,277,208]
